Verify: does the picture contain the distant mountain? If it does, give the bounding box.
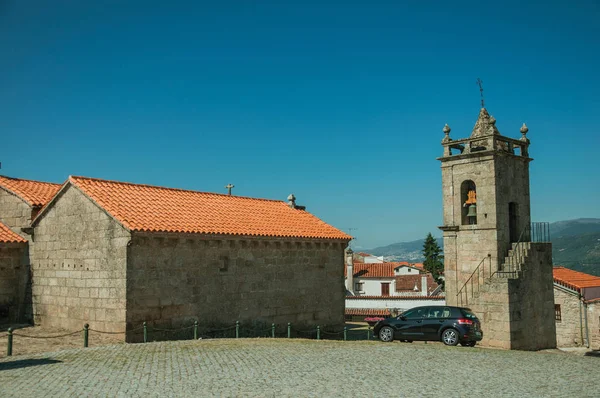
[550,218,600,276]
[367,238,442,262]
[365,218,600,276]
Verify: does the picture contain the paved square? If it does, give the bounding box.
[0,339,598,397]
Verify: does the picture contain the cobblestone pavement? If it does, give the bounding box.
[0,339,598,397]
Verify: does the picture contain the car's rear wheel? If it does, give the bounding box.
[379,326,394,342]
[441,328,459,346]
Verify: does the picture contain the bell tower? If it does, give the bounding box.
[438,107,556,350]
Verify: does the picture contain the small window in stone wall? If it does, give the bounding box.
[555,304,561,322]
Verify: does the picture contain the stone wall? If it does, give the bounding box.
[31,185,130,332]
[468,243,556,350]
[588,302,600,350]
[0,189,34,240]
[127,233,346,342]
[507,243,556,350]
[554,287,585,347]
[0,242,27,321]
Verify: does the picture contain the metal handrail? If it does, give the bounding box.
[456,255,492,307]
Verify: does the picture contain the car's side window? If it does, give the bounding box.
[441,307,452,318]
[404,307,428,319]
[427,307,442,318]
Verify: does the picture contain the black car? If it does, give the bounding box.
[373,305,483,346]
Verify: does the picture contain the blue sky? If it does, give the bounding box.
[1,1,599,249]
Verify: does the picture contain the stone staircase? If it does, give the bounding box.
[457,242,531,306]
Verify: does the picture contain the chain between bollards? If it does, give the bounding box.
[194,321,198,340]
[143,322,148,343]
[287,322,291,338]
[343,326,347,341]
[317,326,320,340]
[84,324,89,348]
[7,328,13,356]
[271,323,275,338]
[235,321,240,338]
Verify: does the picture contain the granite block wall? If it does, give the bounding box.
[30,185,130,333]
[127,233,346,341]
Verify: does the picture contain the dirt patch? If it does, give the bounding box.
[0,324,123,358]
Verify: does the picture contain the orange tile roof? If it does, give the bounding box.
[0,221,26,243]
[0,175,61,207]
[395,274,439,293]
[59,176,351,240]
[346,295,444,300]
[553,267,600,291]
[345,308,391,316]
[345,262,424,278]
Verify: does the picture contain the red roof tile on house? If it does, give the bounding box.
[345,308,391,316]
[0,175,61,207]
[395,274,439,293]
[345,262,424,278]
[0,221,26,243]
[553,267,600,291]
[58,176,350,240]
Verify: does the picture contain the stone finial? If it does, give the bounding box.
[442,124,451,144]
[520,123,529,142]
[489,116,496,125]
[287,194,296,208]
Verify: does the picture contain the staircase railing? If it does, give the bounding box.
[456,254,492,307]
[498,222,550,278]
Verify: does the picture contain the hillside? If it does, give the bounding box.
[366,218,600,276]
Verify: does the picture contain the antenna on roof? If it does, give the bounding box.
[476,78,485,108]
[225,183,234,196]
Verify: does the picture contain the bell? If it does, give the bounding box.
[467,204,477,218]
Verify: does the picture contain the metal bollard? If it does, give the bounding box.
[194,321,198,340]
[367,326,371,341]
[143,321,148,343]
[84,324,89,348]
[317,326,320,340]
[7,328,13,356]
[236,321,240,338]
[271,323,275,338]
[344,326,347,341]
[287,322,291,339]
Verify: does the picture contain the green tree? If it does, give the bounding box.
[423,233,444,288]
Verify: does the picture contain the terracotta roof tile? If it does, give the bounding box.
[0,175,61,207]
[345,262,424,278]
[66,176,351,240]
[346,295,444,300]
[0,221,26,243]
[345,308,391,316]
[395,274,439,293]
[553,267,600,291]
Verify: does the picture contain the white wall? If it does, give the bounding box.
[354,277,395,296]
[394,266,420,276]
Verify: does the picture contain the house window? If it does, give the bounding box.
[355,282,364,292]
[381,283,390,296]
[555,304,561,322]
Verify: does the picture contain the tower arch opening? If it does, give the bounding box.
[461,180,477,225]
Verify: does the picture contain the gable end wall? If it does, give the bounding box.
[30,184,130,333]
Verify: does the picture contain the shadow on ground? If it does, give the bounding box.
[0,358,62,371]
[584,350,600,358]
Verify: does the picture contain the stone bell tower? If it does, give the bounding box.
[438,107,556,350]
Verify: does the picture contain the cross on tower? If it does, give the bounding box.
[225,184,234,195]
[476,78,485,108]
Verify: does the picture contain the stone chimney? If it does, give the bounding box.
[345,247,354,294]
[421,275,428,297]
[287,194,306,210]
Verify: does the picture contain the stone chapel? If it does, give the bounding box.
[0,175,351,341]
